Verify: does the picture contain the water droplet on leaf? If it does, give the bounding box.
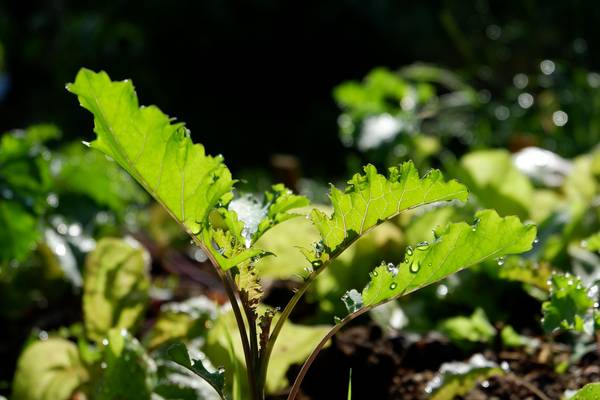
[409,261,420,273]
[389,282,397,290]
[416,241,429,250]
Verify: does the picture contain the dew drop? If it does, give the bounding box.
[372,270,379,277]
[533,238,539,244]
[389,282,397,290]
[496,257,505,266]
[409,261,420,273]
[416,241,429,250]
[334,316,342,324]
[406,246,413,256]
[102,338,109,346]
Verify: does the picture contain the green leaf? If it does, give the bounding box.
[311,162,468,254]
[459,150,533,219]
[166,342,226,399]
[361,209,537,307]
[570,382,600,399]
[500,325,539,349]
[255,184,310,240]
[496,259,552,291]
[83,237,150,343]
[12,338,88,400]
[154,357,221,400]
[582,232,600,252]
[0,125,55,214]
[96,329,156,400]
[542,273,595,334]
[439,308,495,348]
[67,69,261,270]
[0,201,40,264]
[425,354,504,400]
[55,143,147,214]
[144,296,218,350]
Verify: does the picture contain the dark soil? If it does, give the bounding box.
[272,324,600,400]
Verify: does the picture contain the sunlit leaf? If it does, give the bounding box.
[311,162,467,255]
[67,69,262,270]
[361,209,536,307]
[83,238,150,342]
[12,338,88,400]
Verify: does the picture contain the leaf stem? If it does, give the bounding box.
[256,262,325,390]
[191,236,259,400]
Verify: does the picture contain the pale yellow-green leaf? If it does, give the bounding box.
[312,162,467,254]
[83,238,150,343]
[12,338,88,400]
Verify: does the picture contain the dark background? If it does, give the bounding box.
[1,0,599,178]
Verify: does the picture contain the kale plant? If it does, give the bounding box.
[66,68,537,399]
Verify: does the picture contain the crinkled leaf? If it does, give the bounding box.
[439,308,495,348]
[67,69,263,269]
[96,329,156,400]
[542,273,595,334]
[0,201,40,264]
[362,209,537,307]
[255,184,309,240]
[236,261,263,311]
[459,150,533,219]
[570,382,600,400]
[311,161,468,254]
[167,342,226,399]
[12,338,88,400]
[425,354,503,400]
[83,237,150,343]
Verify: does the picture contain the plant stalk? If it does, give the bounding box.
[191,237,260,400]
[286,307,370,400]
